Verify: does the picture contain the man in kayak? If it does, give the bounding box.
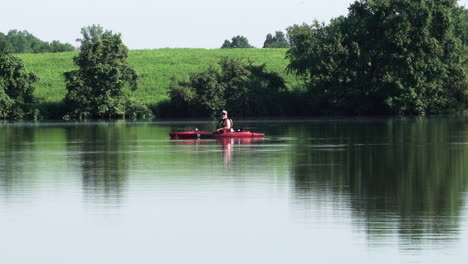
[216,110,233,133]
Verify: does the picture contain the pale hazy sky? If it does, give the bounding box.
[2,0,467,49]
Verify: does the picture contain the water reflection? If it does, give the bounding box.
[170,137,265,168]
[290,118,468,248]
[64,123,131,206]
[0,125,35,195]
[1,119,467,262]
[218,138,265,168]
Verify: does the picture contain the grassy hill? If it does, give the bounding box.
[18,48,297,105]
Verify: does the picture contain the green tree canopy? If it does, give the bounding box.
[63,27,142,119]
[0,44,39,119]
[286,0,467,115]
[168,57,286,117]
[76,24,107,46]
[263,31,290,48]
[220,35,255,48]
[458,7,468,45]
[49,40,75,53]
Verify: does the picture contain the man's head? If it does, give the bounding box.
[221,110,228,119]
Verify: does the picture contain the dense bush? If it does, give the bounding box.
[286,0,467,115]
[0,43,39,120]
[167,57,287,117]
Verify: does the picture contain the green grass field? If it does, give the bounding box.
[18,48,298,105]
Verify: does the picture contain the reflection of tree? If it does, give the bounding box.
[291,119,468,246]
[65,123,131,205]
[0,125,35,194]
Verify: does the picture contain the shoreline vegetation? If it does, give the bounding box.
[17,46,467,120]
[17,48,300,120]
[18,48,296,105]
[2,0,466,120]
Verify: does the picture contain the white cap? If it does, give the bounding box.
[221,110,227,114]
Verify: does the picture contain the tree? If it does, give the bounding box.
[0,43,39,120]
[286,0,467,115]
[63,27,141,119]
[263,31,290,48]
[168,57,286,117]
[220,35,254,48]
[49,40,75,53]
[76,24,106,46]
[221,40,232,49]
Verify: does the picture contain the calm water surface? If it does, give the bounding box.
[0,118,467,264]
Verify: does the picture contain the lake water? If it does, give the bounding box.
[0,118,467,264]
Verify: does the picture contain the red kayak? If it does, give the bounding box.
[169,130,265,139]
[170,137,265,145]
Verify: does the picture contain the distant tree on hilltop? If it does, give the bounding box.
[0,30,75,53]
[221,35,254,48]
[263,31,290,48]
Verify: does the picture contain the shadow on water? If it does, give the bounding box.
[290,118,468,248]
[64,122,133,206]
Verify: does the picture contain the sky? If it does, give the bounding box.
[2,0,467,50]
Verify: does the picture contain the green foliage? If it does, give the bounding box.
[168,57,287,117]
[17,49,294,119]
[18,48,293,105]
[76,24,106,46]
[221,35,255,48]
[287,0,467,115]
[0,30,75,53]
[0,38,12,53]
[221,40,232,49]
[460,7,468,45]
[263,31,290,48]
[125,99,154,119]
[0,46,39,120]
[49,40,75,53]
[63,28,139,119]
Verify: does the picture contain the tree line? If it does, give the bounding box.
[1,25,150,120]
[177,0,467,116]
[0,30,75,53]
[1,0,467,120]
[221,31,290,49]
[1,28,289,53]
